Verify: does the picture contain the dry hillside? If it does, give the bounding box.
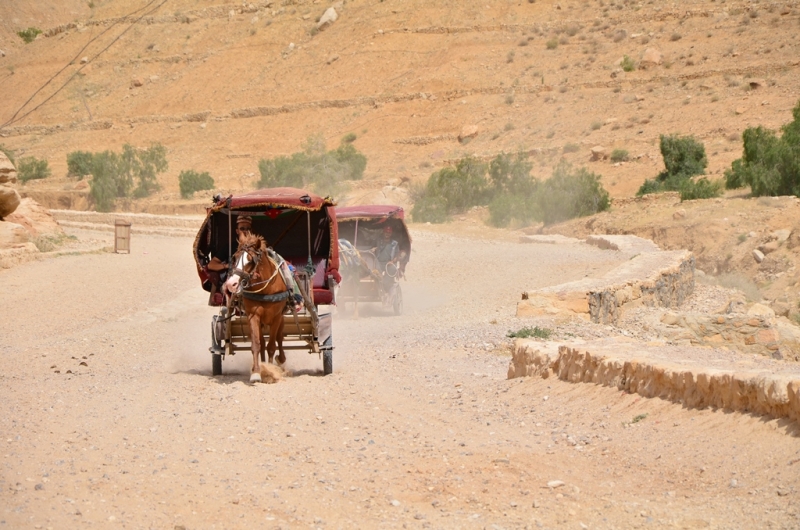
[1,0,799,210]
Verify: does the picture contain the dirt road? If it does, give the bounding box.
[1,226,799,529]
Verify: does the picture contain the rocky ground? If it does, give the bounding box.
[2,222,799,529]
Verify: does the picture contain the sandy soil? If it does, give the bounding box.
[2,224,799,529]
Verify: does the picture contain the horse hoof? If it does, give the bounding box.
[250,373,262,384]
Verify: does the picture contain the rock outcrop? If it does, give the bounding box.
[0,185,21,219]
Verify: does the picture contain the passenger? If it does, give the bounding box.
[371,225,406,290]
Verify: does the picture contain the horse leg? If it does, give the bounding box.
[275,311,286,365]
[248,315,262,383]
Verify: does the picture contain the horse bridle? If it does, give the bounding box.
[230,245,281,294]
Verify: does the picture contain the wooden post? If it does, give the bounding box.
[114,219,131,254]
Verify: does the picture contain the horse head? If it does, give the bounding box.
[224,232,266,295]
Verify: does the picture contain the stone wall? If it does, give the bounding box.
[517,239,695,325]
[508,339,800,423]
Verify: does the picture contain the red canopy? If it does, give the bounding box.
[335,205,405,221]
[213,187,335,212]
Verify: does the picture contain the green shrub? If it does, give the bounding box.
[257,135,367,197]
[507,326,552,339]
[88,151,121,212]
[724,100,800,196]
[66,151,94,179]
[342,132,357,143]
[563,143,580,154]
[17,27,42,44]
[679,177,724,201]
[179,170,215,199]
[411,195,448,223]
[621,55,636,72]
[86,143,168,211]
[659,134,707,180]
[546,38,558,50]
[17,156,51,183]
[538,162,610,224]
[610,148,629,162]
[637,134,707,195]
[0,144,15,166]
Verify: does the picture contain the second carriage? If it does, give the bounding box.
[336,205,411,316]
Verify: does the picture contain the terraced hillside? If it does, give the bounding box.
[1,0,799,210]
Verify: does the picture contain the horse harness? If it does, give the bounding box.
[232,246,293,303]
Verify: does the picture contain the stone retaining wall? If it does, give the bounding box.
[507,339,800,422]
[517,241,695,325]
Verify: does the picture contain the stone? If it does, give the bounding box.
[772,229,791,243]
[547,480,565,488]
[735,107,747,115]
[316,7,338,30]
[130,78,143,88]
[0,151,17,184]
[590,146,607,161]
[0,221,28,247]
[759,241,779,254]
[748,78,766,89]
[747,303,775,318]
[5,198,63,237]
[326,54,339,64]
[771,302,790,318]
[639,48,662,67]
[752,249,765,263]
[80,56,89,64]
[458,125,479,142]
[0,185,21,219]
[673,209,686,220]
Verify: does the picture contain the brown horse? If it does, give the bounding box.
[224,232,290,383]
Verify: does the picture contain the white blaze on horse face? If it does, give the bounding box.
[224,251,252,293]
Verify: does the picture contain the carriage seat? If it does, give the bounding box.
[285,256,334,305]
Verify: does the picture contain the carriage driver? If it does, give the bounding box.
[205,215,253,299]
[372,225,406,279]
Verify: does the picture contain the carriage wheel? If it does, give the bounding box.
[322,335,333,376]
[212,352,222,376]
[211,316,224,376]
[392,284,403,315]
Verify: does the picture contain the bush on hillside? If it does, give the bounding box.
[17,27,42,44]
[412,156,489,223]
[637,134,708,196]
[257,135,367,197]
[67,151,94,179]
[179,170,215,199]
[537,162,610,224]
[87,143,168,211]
[413,151,610,227]
[724,100,800,196]
[679,177,724,201]
[17,156,51,183]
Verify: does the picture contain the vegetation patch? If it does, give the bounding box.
[86,143,168,211]
[17,27,42,44]
[257,134,366,198]
[507,326,552,339]
[17,156,51,183]
[637,135,723,201]
[179,170,215,199]
[725,99,800,197]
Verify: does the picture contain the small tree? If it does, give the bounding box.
[725,100,800,196]
[179,170,215,199]
[17,156,51,183]
[638,134,708,195]
[88,151,120,212]
[67,151,94,179]
[538,162,610,224]
[121,143,167,198]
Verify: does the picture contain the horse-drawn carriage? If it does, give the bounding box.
[193,188,340,380]
[336,205,410,316]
